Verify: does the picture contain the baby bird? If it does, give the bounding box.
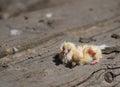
[79,45,102,65]
[59,42,103,67]
[59,42,76,64]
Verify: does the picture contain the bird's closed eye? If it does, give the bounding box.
[63,47,65,51]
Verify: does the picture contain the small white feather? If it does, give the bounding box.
[13,47,19,52]
[10,29,22,36]
[98,44,109,50]
[45,13,53,18]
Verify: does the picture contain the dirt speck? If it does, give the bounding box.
[111,33,120,39]
[89,8,94,11]
[0,62,9,69]
[24,16,29,20]
[79,37,96,43]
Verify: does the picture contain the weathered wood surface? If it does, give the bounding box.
[0,0,120,87]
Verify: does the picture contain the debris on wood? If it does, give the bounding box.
[38,19,45,23]
[89,8,94,11]
[24,16,29,20]
[38,13,54,27]
[45,13,54,27]
[45,13,53,19]
[111,33,120,39]
[28,56,34,59]
[10,29,22,36]
[13,46,19,53]
[0,63,8,68]
[79,37,96,43]
[0,47,7,58]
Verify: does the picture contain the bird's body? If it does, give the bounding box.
[59,42,103,66]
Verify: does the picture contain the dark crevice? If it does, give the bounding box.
[102,46,120,54]
[56,66,120,87]
[72,68,106,87]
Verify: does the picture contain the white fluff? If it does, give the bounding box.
[98,44,109,50]
[10,29,22,36]
[45,13,53,18]
[13,47,19,52]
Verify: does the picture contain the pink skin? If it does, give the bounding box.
[63,48,76,66]
[72,61,77,66]
[87,48,100,65]
[91,58,99,65]
[63,49,69,54]
[62,47,77,67]
[63,47,71,53]
[62,48,78,67]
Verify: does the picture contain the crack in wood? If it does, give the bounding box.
[55,65,120,87]
[102,46,120,54]
[71,68,106,87]
[72,66,120,87]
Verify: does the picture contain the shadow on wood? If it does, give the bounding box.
[53,53,75,69]
[53,53,62,66]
